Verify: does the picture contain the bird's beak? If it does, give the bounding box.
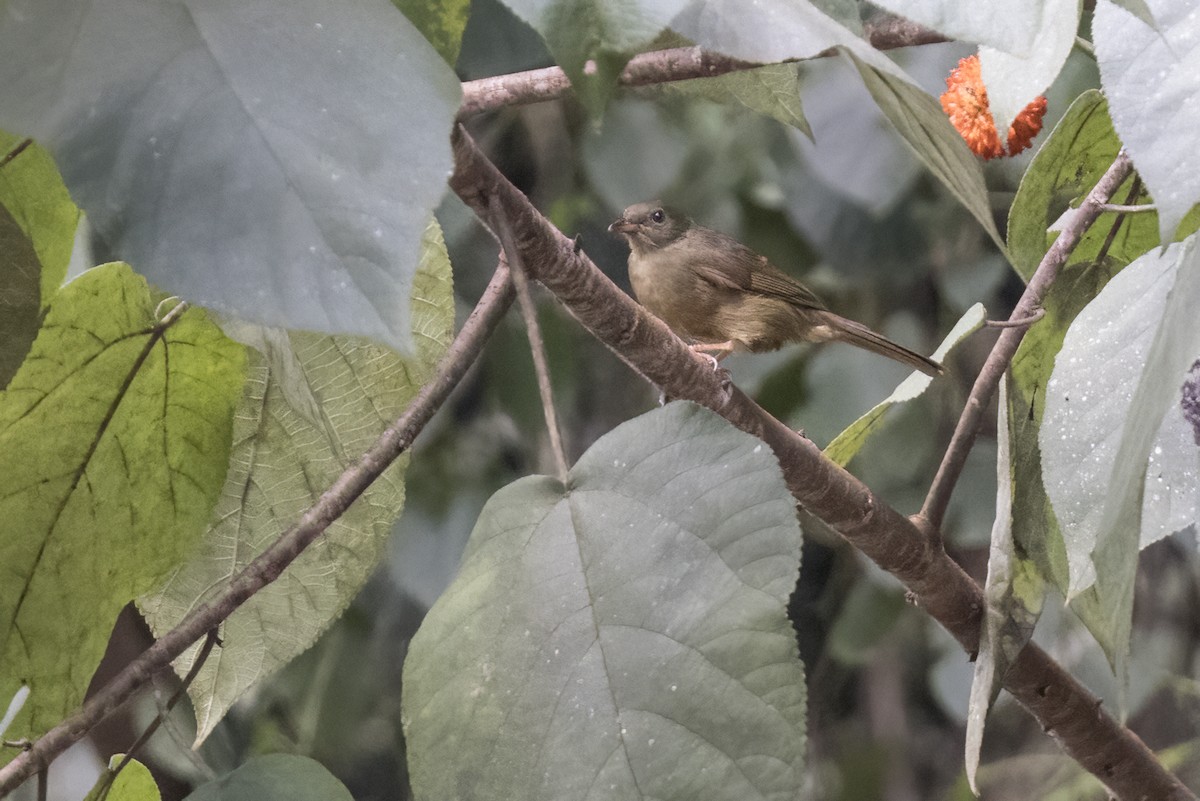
[608,218,637,234]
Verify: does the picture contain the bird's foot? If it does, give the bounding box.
[689,341,735,366]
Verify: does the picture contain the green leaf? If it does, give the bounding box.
[978,0,1078,146]
[661,64,813,137]
[1095,0,1200,243]
[824,303,985,467]
[391,0,472,64]
[843,49,1007,253]
[0,132,80,387]
[0,0,459,355]
[0,131,77,306]
[1007,91,1125,279]
[869,0,1044,53]
[1041,237,1200,667]
[139,219,454,742]
[403,402,806,801]
[0,263,245,755]
[183,755,352,801]
[499,0,688,115]
[0,202,39,389]
[965,379,1045,794]
[85,756,160,801]
[1004,89,1196,642]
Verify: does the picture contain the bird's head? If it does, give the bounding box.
[608,202,690,253]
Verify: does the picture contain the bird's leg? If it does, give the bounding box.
[689,340,736,363]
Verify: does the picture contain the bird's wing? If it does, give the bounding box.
[745,260,827,310]
[685,227,828,311]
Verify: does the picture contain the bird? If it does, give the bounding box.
[608,202,943,377]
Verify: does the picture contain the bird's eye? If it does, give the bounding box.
[650,209,665,224]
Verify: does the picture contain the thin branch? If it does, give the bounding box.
[918,151,1135,531]
[0,263,516,796]
[458,15,945,117]
[1094,175,1143,268]
[984,308,1045,328]
[1097,203,1155,214]
[91,630,221,801]
[447,130,1192,801]
[490,196,569,482]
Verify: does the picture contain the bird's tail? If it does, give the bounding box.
[825,313,944,377]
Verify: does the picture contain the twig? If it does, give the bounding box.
[447,131,1192,801]
[918,151,1135,532]
[0,263,516,795]
[91,630,221,801]
[1096,203,1155,214]
[1094,176,1143,268]
[458,15,944,117]
[490,197,570,483]
[985,309,1045,328]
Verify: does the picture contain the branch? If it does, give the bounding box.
[458,14,945,117]
[448,130,1193,801]
[491,197,569,482]
[919,151,1134,530]
[0,264,516,795]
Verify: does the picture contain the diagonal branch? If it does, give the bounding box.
[447,128,1193,801]
[0,263,516,796]
[918,151,1134,531]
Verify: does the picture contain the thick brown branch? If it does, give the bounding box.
[919,151,1134,530]
[458,15,946,117]
[0,264,516,796]
[448,129,1192,801]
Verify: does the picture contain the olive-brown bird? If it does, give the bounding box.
[609,202,943,377]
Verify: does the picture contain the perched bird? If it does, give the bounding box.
[609,202,943,377]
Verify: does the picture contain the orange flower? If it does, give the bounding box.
[941,55,1047,160]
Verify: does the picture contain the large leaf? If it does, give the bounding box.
[1041,237,1200,666]
[824,303,985,467]
[843,50,1006,252]
[0,132,79,386]
[869,0,1044,54]
[1095,0,1200,243]
[671,0,893,66]
[403,402,806,801]
[139,219,454,741]
[184,755,352,801]
[978,0,1078,147]
[0,263,245,752]
[0,0,459,355]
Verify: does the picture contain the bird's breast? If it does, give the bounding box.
[628,248,725,341]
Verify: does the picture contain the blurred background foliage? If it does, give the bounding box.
[55,1,1200,800]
